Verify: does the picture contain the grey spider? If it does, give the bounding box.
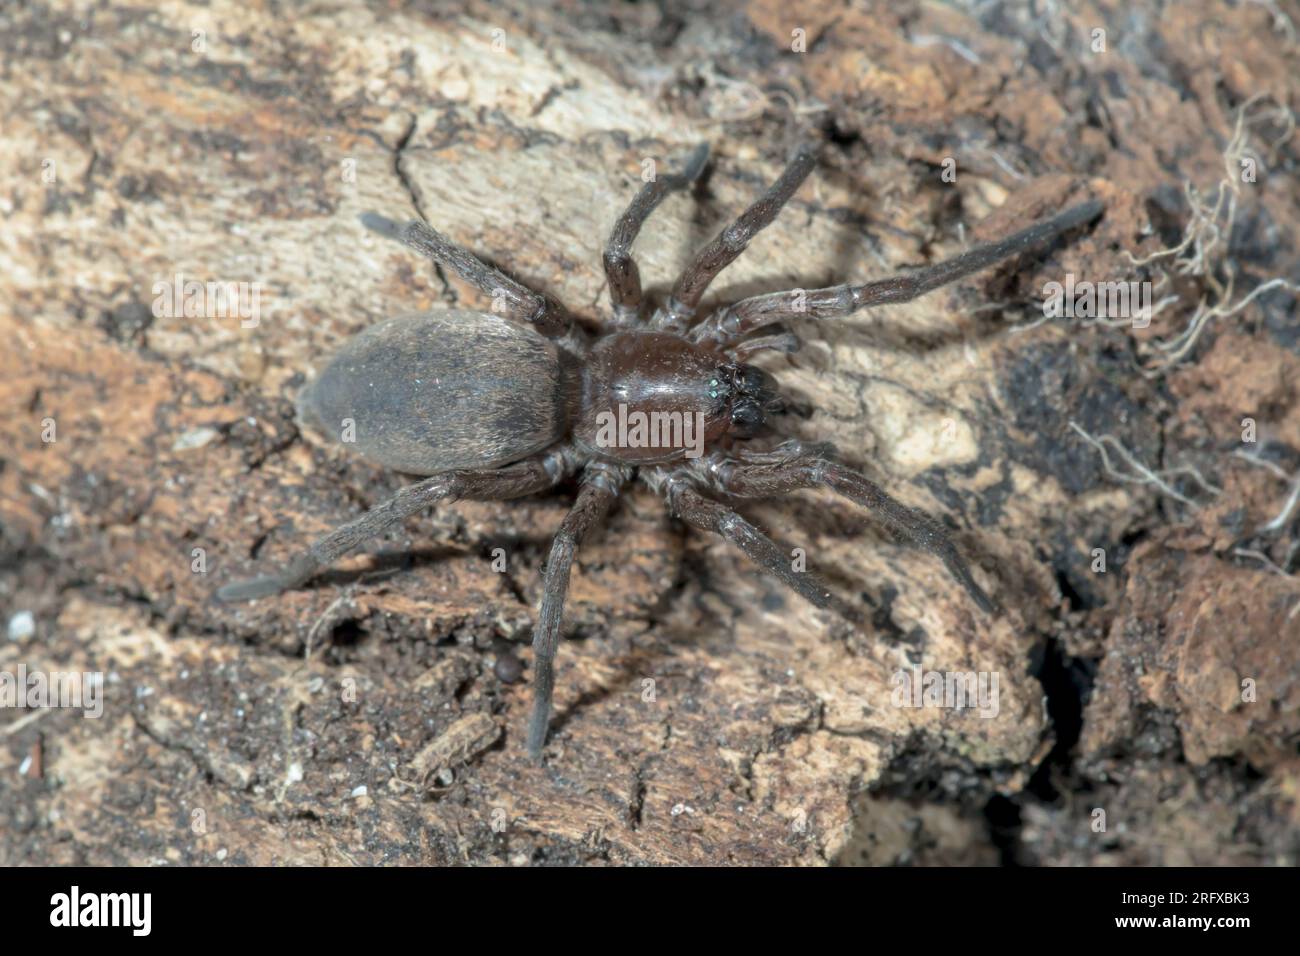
[216,141,1102,758]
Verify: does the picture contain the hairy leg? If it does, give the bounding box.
[527,463,626,758]
[216,449,572,603]
[604,143,710,325]
[699,447,995,613]
[360,212,571,338]
[661,473,862,623]
[652,144,818,333]
[691,199,1104,345]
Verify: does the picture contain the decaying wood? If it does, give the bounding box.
[1,0,1298,865]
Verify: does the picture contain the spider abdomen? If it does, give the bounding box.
[299,309,572,475]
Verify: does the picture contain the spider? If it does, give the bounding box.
[216,141,1102,758]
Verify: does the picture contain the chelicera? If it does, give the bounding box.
[217,142,1102,758]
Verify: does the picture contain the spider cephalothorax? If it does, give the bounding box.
[217,141,1102,758]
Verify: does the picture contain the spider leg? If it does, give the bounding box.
[215,448,572,603]
[660,473,862,623]
[697,448,996,613]
[731,438,835,464]
[652,144,818,333]
[360,212,571,338]
[527,463,627,758]
[691,199,1105,345]
[604,143,710,325]
[727,329,802,362]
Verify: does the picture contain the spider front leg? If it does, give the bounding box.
[527,463,627,759]
[728,329,802,362]
[603,143,710,325]
[659,473,862,624]
[691,199,1105,345]
[360,212,571,338]
[653,144,818,333]
[215,449,571,603]
[698,449,996,614]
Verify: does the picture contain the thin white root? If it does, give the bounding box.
[1233,448,1291,481]
[1143,276,1299,375]
[1068,421,1207,508]
[1261,473,1300,534]
[1232,547,1291,576]
[1122,95,1297,375]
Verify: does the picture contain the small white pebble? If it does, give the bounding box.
[7,611,35,641]
[216,848,228,861]
[286,762,304,785]
[172,427,219,451]
[350,785,368,798]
